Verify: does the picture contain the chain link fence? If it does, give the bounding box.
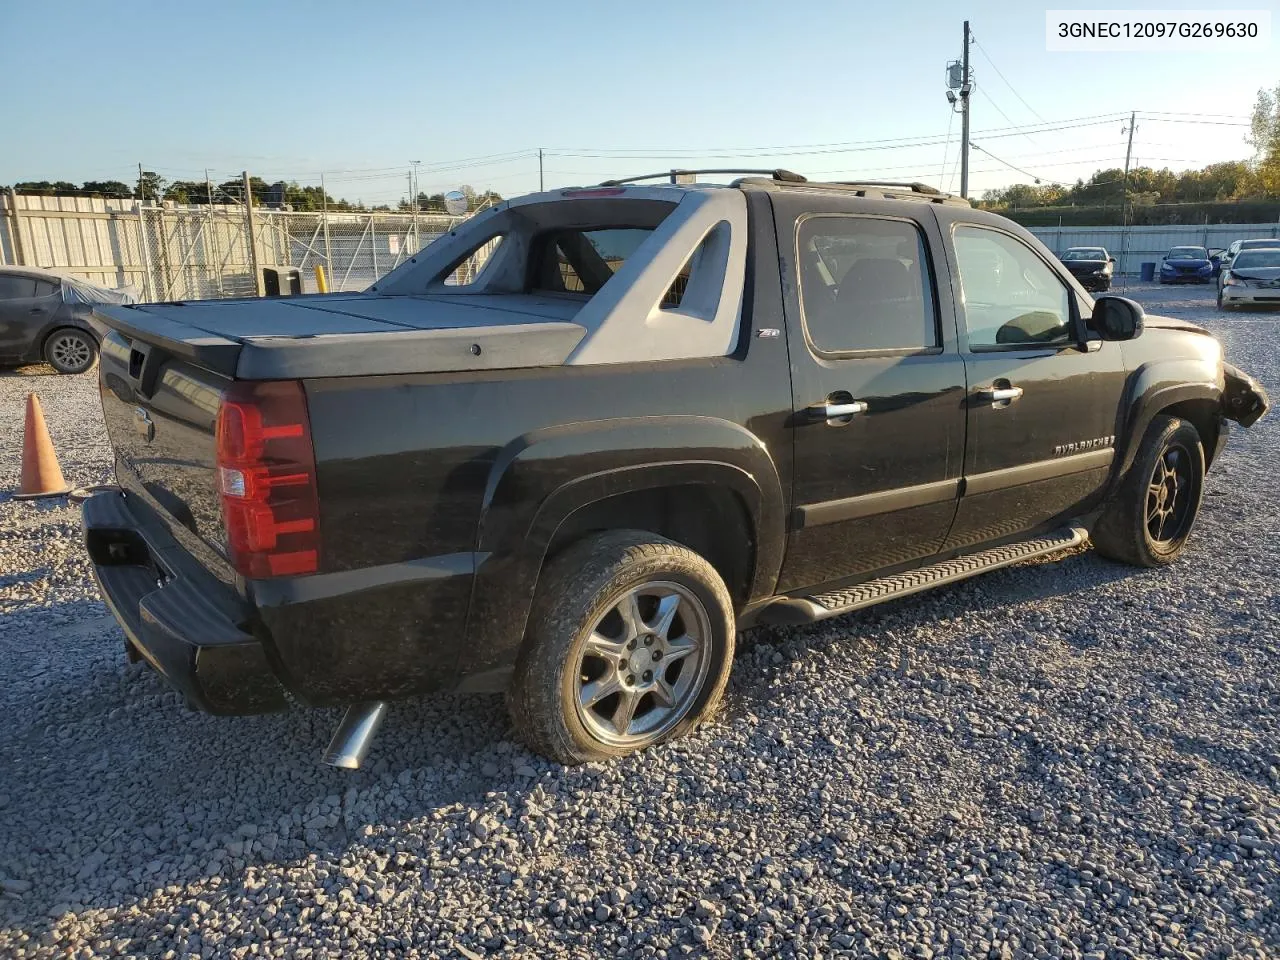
[136,206,475,301]
[1,192,487,303]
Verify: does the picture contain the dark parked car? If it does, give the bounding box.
[0,267,136,373]
[81,172,1269,769]
[1059,246,1114,291]
[1158,246,1215,284]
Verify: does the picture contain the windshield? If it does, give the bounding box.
[1167,247,1207,260]
[1233,250,1280,269]
[1062,248,1106,261]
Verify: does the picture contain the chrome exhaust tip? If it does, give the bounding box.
[322,701,387,769]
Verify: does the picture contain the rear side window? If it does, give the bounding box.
[530,227,690,306]
[0,276,38,299]
[797,216,938,353]
[532,228,651,295]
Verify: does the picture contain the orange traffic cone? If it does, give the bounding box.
[15,393,71,500]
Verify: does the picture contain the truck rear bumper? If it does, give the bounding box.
[83,491,288,715]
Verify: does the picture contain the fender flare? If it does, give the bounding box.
[457,417,786,685]
[1115,359,1222,478]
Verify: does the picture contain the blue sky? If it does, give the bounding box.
[5,0,1276,204]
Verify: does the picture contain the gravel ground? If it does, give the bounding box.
[0,282,1277,959]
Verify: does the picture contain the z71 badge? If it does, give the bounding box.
[1054,435,1114,456]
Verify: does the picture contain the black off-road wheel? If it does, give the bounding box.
[1092,415,1205,567]
[508,530,735,764]
[44,328,98,375]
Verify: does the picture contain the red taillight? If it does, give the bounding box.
[215,380,320,579]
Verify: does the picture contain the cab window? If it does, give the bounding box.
[797,216,939,353]
[953,226,1071,349]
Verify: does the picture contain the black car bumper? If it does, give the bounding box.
[1160,274,1212,284]
[83,491,289,715]
[1223,363,1270,428]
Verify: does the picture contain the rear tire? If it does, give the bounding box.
[44,328,98,375]
[1091,416,1204,567]
[508,530,735,764]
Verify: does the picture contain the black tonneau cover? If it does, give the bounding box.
[93,293,587,380]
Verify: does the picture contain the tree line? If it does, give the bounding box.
[4,171,502,213]
[979,81,1280,211]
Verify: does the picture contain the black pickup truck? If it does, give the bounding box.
[83,171,1269,768]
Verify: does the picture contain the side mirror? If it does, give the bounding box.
[1108,257,1116,264]
[1090,295,1145,341]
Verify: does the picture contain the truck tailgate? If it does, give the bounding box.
[98,330,235,584]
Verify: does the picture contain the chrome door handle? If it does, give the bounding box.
[823,400,868,418]
[980,386,1023,405]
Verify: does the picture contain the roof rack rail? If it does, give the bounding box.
[599,168,808,186]
[831,181,943,195]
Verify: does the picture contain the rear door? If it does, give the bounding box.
[773,193,967,594]
[938,217,1128,550]
[0,275,59,358]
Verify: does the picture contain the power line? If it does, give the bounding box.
[938,108,956,191]
[971,37,1047,122]
[976,88,1040,147]
[969,143,1065,186]
[542,113,1130,157]
[1137,116,1252,127]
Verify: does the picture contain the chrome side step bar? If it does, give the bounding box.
[322,701,387,769]
[762,527,1088,625]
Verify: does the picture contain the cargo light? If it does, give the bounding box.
[215,380,320,578]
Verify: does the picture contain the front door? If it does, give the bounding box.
[941,221,1128,550]
[774,198,967,594]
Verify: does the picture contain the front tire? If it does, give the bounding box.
[509,531,735,764]
[44,328,98,375]
[1092,416,1205,567]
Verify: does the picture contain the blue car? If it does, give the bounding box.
[1159,246,1215,284]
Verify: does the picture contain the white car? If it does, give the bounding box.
[1219,237,1280,274]
[1218,247,1280,311]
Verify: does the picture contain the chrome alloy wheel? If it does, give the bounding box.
[573,580,712,747]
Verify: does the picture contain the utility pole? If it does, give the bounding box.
[138,162,146,204]
[539,148,545,192]
[205,168,223,297]
[321,172,332,278]
[410,160,421,254]
[960,20,972,200]
[1119,111,1137,285]
[243,170,262,296]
